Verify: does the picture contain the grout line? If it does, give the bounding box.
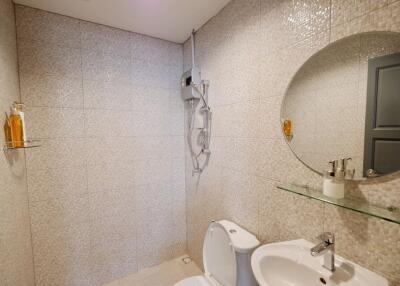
[329,0,332,43]
[12,3,37,285]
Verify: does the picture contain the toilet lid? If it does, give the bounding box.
[203,221,237,286]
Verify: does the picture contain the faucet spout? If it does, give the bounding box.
[311,232,335,272]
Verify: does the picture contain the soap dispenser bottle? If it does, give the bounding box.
[323,160,345,199]
[9,102,25,148]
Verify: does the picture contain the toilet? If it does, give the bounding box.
[175,220,260,286]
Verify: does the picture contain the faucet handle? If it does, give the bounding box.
[317,232,334,244]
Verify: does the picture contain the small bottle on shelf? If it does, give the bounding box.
[9,102,25,148]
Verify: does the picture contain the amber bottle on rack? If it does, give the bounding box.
[9,103,25,148]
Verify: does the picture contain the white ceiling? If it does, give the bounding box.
[13,0,231,43]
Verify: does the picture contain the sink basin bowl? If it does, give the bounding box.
[251,239,388,286]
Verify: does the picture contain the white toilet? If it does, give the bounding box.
[175,220,260,286]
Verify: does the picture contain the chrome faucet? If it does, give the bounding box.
[311,232,335,272]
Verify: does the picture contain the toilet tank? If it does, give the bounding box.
[203,220,260,286]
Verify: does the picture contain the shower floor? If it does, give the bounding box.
[103,256,202,286]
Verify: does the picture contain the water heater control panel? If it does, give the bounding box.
[181,67,201,101]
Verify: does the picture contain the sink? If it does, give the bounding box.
[251,239,388,286]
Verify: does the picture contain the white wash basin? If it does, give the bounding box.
[251,239,388,286]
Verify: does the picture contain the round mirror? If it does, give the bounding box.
[281,32,400,180]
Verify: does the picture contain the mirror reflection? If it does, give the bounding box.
[281,32,400,180]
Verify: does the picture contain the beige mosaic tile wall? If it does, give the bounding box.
[184,0,400,285]
[0,0,35,285]
[15,5,185,286]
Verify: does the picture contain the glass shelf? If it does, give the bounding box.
[3,140,41,151]
[277,184,400,225]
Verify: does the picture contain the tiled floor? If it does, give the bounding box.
[103,256,202,286]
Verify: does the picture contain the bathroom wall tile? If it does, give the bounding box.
[134,157,178,186]
[216,0,260,43]
[0,182,35,286]
[131,85,171,113]
[0,54,20,106]
[169,88,185,113]
[183,41,192,71]
[169,111,185,136]
[135,136,185,161]
[0,0,14,24]
[218,168,260,235]
[141,111,174,136]
[82,49,130,83]
[130,33,170,64]
[0,144,27,194]
[0,19,17,54]
[27,167,87,202]
[330,17,362,42]
[89,210,137,243]
[32,223,91,286]
[331,0,388,27]
[83,79,133,110]
[18,39,82,79]
[169,43,184,68]
[257,179,283,243]
[20,73,83,108]
[131,58,171,89]
[218,137,260,175]
[260,0,294,53]
[80,21,131,57]
[258,180,324,243]
[88,188,135,220]
[15,5,81,48]
[130,33,183,67]
[25,138,87,170]
[0,2,35,284]
[169,63,184,90]
[89,237,137,285]
[392,1,400,18]
[16,6,185,285]
[212,100,260,138]
[257,51,295,99]
[29,194,90,234]
[323,204,400,284]
[86,136,183,167]
[87,162,136,193]
[170,93,185,135]
[359,4,393,33]
[25,107,85,139]
[290,0,331,42]
[353,0,388,19]
[359,32,400,62]
[259,96,283,139]
[85,137,135,166]
[208,59,260,107]
[186,161,224,267]
[136,182,186,269]
[84,109,142,137]
[331,0,356,27]
[346,175,400,210]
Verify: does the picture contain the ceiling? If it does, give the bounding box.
[13,0,231,43]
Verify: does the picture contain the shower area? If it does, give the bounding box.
[1,2,201,285]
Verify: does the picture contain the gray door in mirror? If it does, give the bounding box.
[364,52,400,176]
